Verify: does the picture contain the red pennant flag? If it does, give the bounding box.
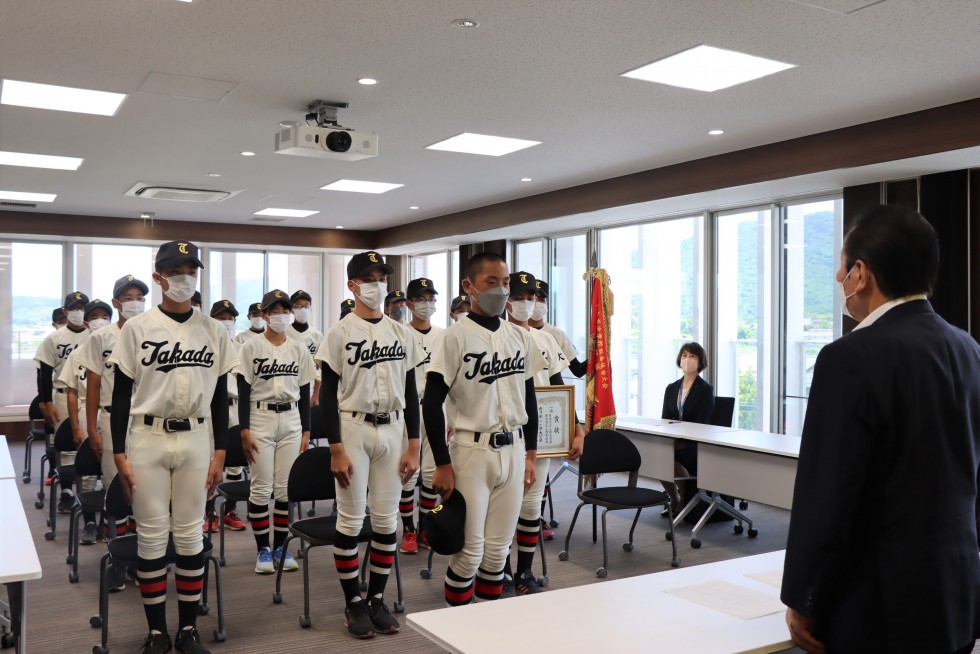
[585,269,616,432]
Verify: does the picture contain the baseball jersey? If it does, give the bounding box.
[58,348,90,406]
[34,326,90,390]
[315,315,424,414]
[76,323,121,408]
[286,324,323,382]
[109,307,238,418]
[411,324,444,399]
[539,322,578,362]
[529,327,568,386]
[239,335,315,403]
[428,318,546,434]
[235,329,265,345]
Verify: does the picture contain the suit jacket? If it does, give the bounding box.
[781,300,980,653]
[661,375,714,424]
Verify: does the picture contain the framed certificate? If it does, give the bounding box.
[534,384,575,458]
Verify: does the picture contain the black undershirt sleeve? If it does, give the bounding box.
[549,373,564,386]
[320,367,342,445]
[524,378,538,451]
[299,384,311,432]
[111,368,133,455]
[36,367,43,403]
[422,373,450,466]
[211,374,229,452]
[39,362,54,402]
[569,357,588,378]
[404,371,420,439]
[237,376,251,428]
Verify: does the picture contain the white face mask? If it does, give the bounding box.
[293,307,311,324]
[87,318,110,331]
[412,300,436,321]
[162,273,197,303]
[268,314,291,333]
[839,266,857,319]
[389,306,407,322]
[531,301,548,322]
[680,357,699,374]
[218,319,235,337]
[250,316,266,331]
[120,300,144,320]
[353,280,387,310]
[508,299,535,322]
[66,309,85,327]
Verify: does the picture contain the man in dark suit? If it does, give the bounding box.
[782,204,980,654]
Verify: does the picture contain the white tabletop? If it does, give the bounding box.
[409,550,793,654]
[0,479,42,583]
[617,421,800,459]
[0,435,15,480]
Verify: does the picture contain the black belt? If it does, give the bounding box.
[102,406,112,414]
[256,401,294,413]
[352,411,400,426]
[475,431,516,448]
[144,415,205,432]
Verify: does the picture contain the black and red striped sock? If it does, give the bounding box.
[333,532,361,602]
[367,531,397,598]
[399,490,416,533]
[418,484,438,535]
[137,556,168,633]
[272,501,289,551]
[174,552,205,630]
[475,566,504,601]
[444,566,474,606]
[515,516,540,578]
[248,501,270,550]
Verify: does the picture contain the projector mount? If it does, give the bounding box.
[306,100,350,129]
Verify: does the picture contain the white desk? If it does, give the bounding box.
[0,479,42,654]
[409,550,793,654]
[0,436,15,480]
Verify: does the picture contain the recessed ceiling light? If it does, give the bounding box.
[708,129,724,135]
[621,45,795,92]
[336,226,345,229]
[409,206,419,210]
[451,18,479,28]
[426,132,541,157]
[254,208,319,218]
[0,150,83,170]
[205,172,221,177]
[0,79,127,116]
[320,179,403,194]
[520,177,532,182]
[357,78,378,86]
[240,151,256,157]
[0,190,57,202]
[140,212,155,219]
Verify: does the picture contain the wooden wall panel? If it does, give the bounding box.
[919,170,970,331]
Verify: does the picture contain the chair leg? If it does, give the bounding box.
[665,504,680,568]
[301,542,312,627]
[626,508,643,547]
[273,535,293,603]
[100,554,111,651]
[559,501,586,559]
[37,454,47,504]
[69,509,82,582]
[22,435,33,483]
[592,505,598,543]
[218,498,227,566]
[420,547,434,579]
[537,521,548,584]
[598,508,610,577]
[45,474,58,539]
[209,554,226,642]
[392,550,404,613]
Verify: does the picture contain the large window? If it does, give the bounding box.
[600,216,705,420]
[550,233,589,412]
[514,239,545,279]
[268,252,323,329]
[408,251,451,328]
[74,244,155,306]
[209,251,264,334]
[715,207,774,431]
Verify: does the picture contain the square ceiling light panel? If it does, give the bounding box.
[1,79,127,116]
[0,150,83,170]
[254,208,319,218]
[621,45,796,92]
[0,190,57,202]
[320,180,403,194]
[426,133,541,156]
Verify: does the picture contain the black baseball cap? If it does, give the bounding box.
[290,289,313,304]
[509,271,537,297]
[52,308,66,323]
[83,299,113,320]
[423,490,467,556]
[384,290,406,306]
[450,295,470,312]
[406,278,438,299]
[112,274,149,299]
[191,291,202,306]
[347,251,393,279]
[261,289,291,312]
[534,280,549,298]
[63,291,89,309]
[340,299,355,317]
[210,299,239,317]
[247,302,263,316]
[155,240,204,270]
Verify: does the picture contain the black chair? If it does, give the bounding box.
[272,447,404,628]
[44,420,79,540]
[214,426,249,566]
[90,478,226,653]
[558,429,679,576]
[67,438,104,582]
[23,395,50,484]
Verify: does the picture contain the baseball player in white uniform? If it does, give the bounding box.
[286,289,322,407]
[238,289,314,574]
[35,291,91,512]
[530,280,588,378]
[424,252,545,606]
[235,302,266,344]
[384,290,408,324]
[449,295,470,322]
[316,251,424,639]
[397,277,445,555]
[109,240,236,654]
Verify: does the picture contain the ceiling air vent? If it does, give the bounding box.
[125,182,241,202]
[0,201,37,208]
[248,216,286,223]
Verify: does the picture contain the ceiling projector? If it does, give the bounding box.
[274,124,378,161]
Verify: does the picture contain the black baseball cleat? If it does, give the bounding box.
[138,631,172,654]
[174,626,211,654]
[515,570,544,595]
[345,599,375,639]
[367,596,400,634]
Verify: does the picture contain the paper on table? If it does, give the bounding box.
[745,570,783,588]
[664,580,785,620]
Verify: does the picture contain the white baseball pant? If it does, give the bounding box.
[519,457,551,522]
[247,407,302,505]
[336,413,403,536]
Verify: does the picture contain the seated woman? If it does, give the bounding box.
[660,342,714,514]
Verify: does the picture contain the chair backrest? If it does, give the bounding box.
[29,395,43,421]
[287,447,335,503]
[310,405,326,442]
[104,476,132,520]
[709,396,736,428]
[54,419,78,452]
[74,438,102,476]
[223,425,247,469]
[579,429,641,476]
